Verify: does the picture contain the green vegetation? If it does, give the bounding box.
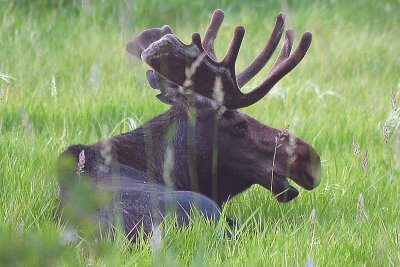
[1,0,399,265]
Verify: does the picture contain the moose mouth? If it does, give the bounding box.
[261,168,321,203]
[260,173,299,203]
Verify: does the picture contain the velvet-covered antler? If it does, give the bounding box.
[140,9,312,109]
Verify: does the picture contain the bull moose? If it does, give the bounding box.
[58,9,321,240]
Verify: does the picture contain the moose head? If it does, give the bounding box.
[125,10,321,204]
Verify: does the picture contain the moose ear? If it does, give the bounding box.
[145,69,182,105]
[127,26,182,105]
[146,70,160,89]
[126,25,173,58]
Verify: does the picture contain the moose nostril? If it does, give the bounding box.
[289,144,322,190]
[313,160,322,184]
[304,154,322,189]
[311,150,322,182]
[304,164,321,189]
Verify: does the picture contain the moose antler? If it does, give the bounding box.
[141,9,312,109]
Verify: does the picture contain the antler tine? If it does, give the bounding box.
[233,32,312,108]
[203,9,224,60]
[191,32,204,50]
[268,32,312,79]
[222,26,245,68]
[236,13,285,88]
[269,29,294,72]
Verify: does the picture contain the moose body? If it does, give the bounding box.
[58,10,322,240]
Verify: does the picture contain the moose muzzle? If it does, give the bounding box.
[265,137,321,203]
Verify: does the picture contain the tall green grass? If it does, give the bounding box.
[1,0,399,265]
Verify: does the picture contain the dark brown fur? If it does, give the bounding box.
[58,10,321,240]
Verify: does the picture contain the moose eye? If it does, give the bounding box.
[233,121,247,136]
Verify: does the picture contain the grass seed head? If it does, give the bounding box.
[278,124,290,142]
[99,139,112,173]
[76,150,86,176]
[309,208,317,241]
[353,137,360,157]
[282,124,290,136]
[362,149,368,172]
[391,88,398,111]
[383,123,389,148]
[357,193,367,220]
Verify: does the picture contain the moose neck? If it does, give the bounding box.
[110,103,253,205]
[111,105,194,188]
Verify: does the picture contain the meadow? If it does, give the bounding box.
[0,0,399,265]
